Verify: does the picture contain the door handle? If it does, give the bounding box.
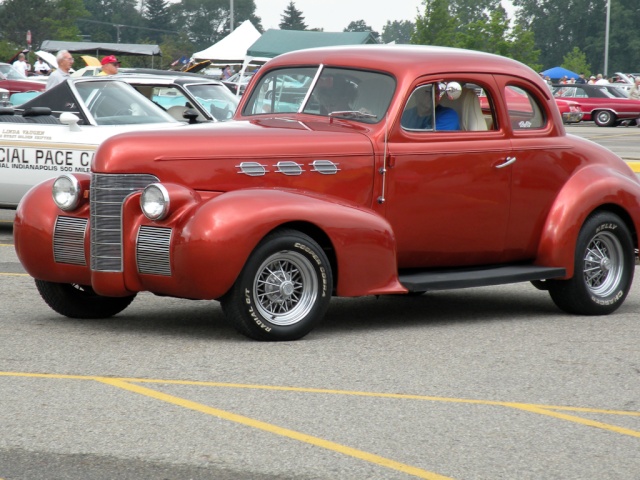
[496,156,516,169]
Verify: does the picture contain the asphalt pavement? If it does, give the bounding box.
[1,124,639,480]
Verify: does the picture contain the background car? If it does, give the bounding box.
[0,62,45,94]
[221,71,255,95]
[115,73,239,122]
[554,98,583,123]
[0,77,185,208]
[552,83,640,126]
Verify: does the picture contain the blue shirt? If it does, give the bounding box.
[402,104,460,131]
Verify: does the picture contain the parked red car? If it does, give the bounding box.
[553,83,640,126]
[0,62,45,95]
[14,46,640,340]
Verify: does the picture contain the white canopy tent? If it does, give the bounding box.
[192,20,261,65]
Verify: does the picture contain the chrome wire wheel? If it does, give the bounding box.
[253,251,318,326]
[582,231,624,297]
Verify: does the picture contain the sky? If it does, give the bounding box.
[253,0,516,34]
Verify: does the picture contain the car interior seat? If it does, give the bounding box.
[440,88,488,131]
[166,105,188,121]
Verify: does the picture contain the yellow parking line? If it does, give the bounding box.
[100,378,453,480]
[0,243,14,247]
[2,371,639,435]
[0,272,28,277]
[627,161,640,173]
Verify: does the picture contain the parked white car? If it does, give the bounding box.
[0,77,186,208]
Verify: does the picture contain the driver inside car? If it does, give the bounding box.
[402,84,460,130]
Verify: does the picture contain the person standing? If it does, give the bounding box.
[628,77,640,127]
[222,65,233,80]
[33,56,51,76]
[12,53,30,77]
[45,50,74,90]
[98,55,120,76]
[595,74,609,85]
[575,73,587,84]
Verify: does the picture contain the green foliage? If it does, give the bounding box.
[279,1,307,31]
[381,20,415,45]
[0,0,87,48]
[411,0,541,70]
[562,47,591,77]
[412,0,457,46]
[343,20,379,40]
[513,0,640,75]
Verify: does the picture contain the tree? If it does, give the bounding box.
[512,0,640,75]
[170,0,262,50]
[80,0,144,43]
[144,0,173,44]
[381,20,415,45]
[0,0,86,48]
[411,0,540,70]
[562,47,591,77]
[412,0,457,46]
[279,1,307,31]
[343,20,378,41]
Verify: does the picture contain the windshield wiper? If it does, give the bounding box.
[328,110,377,119]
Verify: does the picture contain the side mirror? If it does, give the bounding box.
[443,82,462,100]
[60,112,81,131]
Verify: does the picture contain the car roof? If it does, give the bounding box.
[266,45,539,84]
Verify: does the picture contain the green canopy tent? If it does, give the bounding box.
[245,30,377,61]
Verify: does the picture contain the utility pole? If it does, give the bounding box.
[230,0,234,32]
[604,0,610,76]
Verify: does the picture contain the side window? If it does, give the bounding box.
[401,81,495,132]
[505,85,545,130]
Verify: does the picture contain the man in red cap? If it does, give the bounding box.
[99,55,120,75]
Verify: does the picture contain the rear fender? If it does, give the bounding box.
[536,165,640,277]
[171,189,405,299]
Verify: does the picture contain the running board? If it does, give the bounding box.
[399,265,566,292]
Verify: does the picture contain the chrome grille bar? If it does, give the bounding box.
[90,173,158,272]
[136,226,172,276]
[53,216,88,265]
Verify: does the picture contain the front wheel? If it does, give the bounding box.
[221,230,332,341]
[547,212,635,315]
[35,280,136,318]
[594,110,616,127]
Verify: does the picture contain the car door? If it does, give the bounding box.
[497,77,576,261]
[383,75,514,269]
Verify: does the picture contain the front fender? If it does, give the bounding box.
[166,189,404,299]
[536,165,640,276]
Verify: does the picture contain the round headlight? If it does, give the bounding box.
[52,175,81,211]
[140,183,170,220]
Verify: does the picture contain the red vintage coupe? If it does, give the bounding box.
[14,45,640,340]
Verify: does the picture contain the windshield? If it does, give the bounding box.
[186,83,239,121]
[75,80,177,125]
[243,67,396,124]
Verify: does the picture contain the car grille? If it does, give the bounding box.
[136,226,172,276]
[90,173,158,272]
[53,216,88,265]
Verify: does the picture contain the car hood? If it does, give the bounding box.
[94,117,376,193]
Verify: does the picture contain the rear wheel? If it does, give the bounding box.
[594,110,616,127]
[548,212,634,315]
[35,280,136,318]
[221,230,332,341]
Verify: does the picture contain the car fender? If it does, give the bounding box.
[165,189,405,299]
[536,164,640,277]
